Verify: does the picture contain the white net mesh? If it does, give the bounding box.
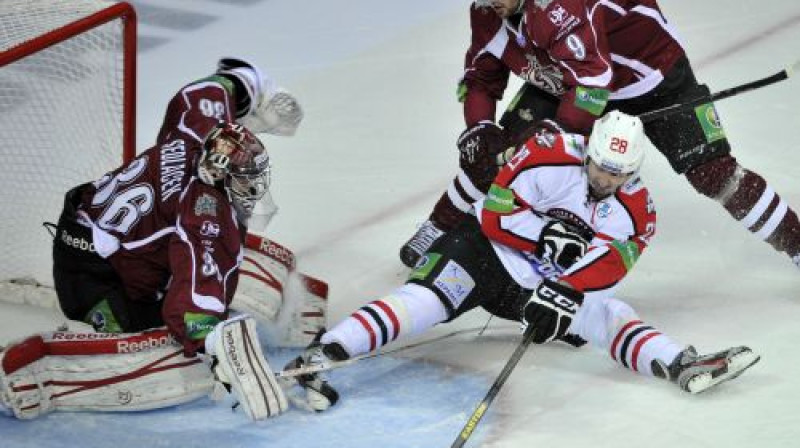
[0,0,130,288]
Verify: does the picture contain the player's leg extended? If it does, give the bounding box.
[298,218,512,404]
[686,153,800,266]
[569,293,760,394]
[632,58,800,267]
[336,218,510,356]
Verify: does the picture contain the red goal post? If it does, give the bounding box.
[0,0,137,299]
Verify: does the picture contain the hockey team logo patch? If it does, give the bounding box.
[195,193,218,216]
[433,260,476,309]
[521,53,565,96]
[200,220,220,237]
[595,202,613,219]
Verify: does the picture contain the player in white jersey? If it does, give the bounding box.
[289,111,759,404]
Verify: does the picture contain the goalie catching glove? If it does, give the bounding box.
[522,279,584,344]
[217,57,303,136]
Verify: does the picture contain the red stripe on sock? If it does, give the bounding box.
[353,313,376,351]
[610,320,642,361]
[373,300,401,340]
[630,331,661,372]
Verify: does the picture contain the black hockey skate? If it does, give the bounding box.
[283,331,347,412]
[399,220,445,268]
[653,345,760,394]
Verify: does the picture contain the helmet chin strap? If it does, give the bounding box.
[515,0,526,15]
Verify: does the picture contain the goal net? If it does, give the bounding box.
[0,0,136,304]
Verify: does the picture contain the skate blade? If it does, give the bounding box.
[686,350,761,394]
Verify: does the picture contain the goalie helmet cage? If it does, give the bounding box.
[0,0,137,295]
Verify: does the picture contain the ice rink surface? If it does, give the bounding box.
[2,1,799,446]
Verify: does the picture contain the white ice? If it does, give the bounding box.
[2,1,799,447]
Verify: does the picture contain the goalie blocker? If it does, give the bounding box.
[0,316,287,421]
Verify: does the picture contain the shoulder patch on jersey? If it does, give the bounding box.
[195,193,218,217]
[574,86,610,116]
[609,240,641,271]
[202,74,236,97]
[534,129,558,148]
[485,184,515,213]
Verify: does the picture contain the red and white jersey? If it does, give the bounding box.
[75,77,244,348]
[479,131,656,293]
[522,0,686,131]
[462,3,565,125]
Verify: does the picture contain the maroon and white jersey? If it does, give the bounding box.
[478,131,656,293]
[523,0,686,131]
[75,78,243,349]
[462,3,565,125]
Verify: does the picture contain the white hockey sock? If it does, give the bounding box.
[570,296,683,377]
[322,284,447,357]
[608,320,683,377]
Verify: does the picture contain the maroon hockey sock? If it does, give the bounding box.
[429,189,469,232]
[687,155,800,258]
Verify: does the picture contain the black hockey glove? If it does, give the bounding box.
[522,279,584,344]
[535,221,590,272]
[457,121,511,192]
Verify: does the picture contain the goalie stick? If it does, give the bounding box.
[450,325,537,448]
[640,59,800,123]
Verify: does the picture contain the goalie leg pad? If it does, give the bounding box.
[0,329,214,419]
[206,315,288,420]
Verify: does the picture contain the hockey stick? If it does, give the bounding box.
[639,59,800,123]
[449,325,537,448]
[276,325,508,378]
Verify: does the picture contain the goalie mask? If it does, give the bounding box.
[199,122,271,218]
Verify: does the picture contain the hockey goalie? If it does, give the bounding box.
[0,57,333,420]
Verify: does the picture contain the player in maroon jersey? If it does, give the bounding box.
[0,58,333,421]
[402,0,800,271]
[400,0,564,267]
[52,60,280,356]
[299,112,759,402]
